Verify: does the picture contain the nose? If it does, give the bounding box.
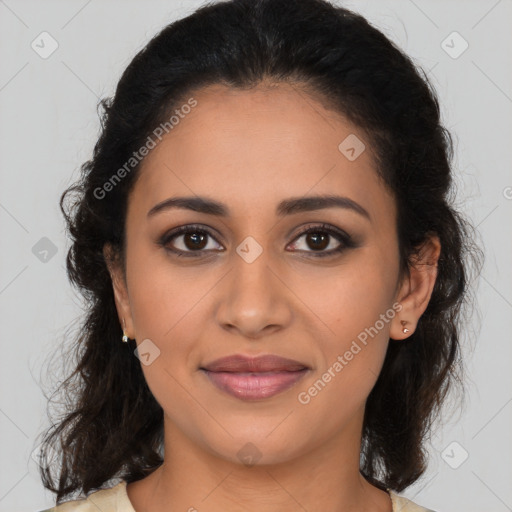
[215,245,293,340]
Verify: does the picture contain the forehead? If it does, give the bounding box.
[129,82,394,223]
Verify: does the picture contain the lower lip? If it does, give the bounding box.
[201,369,309,400]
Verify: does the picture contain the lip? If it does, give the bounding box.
[200,354,310,401]
[201,368,310,400]
[201,354,309,373]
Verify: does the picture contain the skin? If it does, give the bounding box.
[105,82,441,512]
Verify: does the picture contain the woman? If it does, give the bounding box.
[36,0,480,510]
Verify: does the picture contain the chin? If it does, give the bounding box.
[203,430,309,467]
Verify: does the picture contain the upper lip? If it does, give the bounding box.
[201,354,309,372]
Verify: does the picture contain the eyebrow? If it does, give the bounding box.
[147,194,371,221]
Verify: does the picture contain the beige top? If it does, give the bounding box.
[38,480,437,512]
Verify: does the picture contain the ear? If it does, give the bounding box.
[103,243,135,339]
[390,234,441,340]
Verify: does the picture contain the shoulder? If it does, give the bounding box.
[389,490,438,512]
[36,481,134,512]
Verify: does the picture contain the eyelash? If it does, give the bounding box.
[158,223,356,259]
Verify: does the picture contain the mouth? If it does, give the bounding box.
[200,368,310,400]
[199,354,310,401]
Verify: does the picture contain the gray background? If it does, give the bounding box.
[1,1,511,511]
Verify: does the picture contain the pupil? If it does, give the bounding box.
[185,232,207,250]
[308,232,328,250]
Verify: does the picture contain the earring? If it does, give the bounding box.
[122,317,129,343]
[401,320,410,334]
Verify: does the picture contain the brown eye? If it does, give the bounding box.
[287,223,355,258]
[159,225,223,256]
[158,223,356,259]
[182,231,209,251]
[303,232,330,251]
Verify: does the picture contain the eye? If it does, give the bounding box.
[287,223,355,258]
[159,224,223,257]
[158,222,356,258]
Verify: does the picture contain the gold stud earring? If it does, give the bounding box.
[401,320,410,334]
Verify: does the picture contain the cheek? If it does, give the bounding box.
[297,253,397,395]
[126,247,206,338]
[125,252,219,395]
[301,256,397,340]
[296,272,394,432]
[126,264,205,428]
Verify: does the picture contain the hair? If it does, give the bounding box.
[38,0,483,504]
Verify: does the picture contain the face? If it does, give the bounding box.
[107,82,420,467]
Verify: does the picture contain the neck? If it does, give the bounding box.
[126,408,392,512]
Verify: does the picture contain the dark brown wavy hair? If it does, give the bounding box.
[37,0,483,504]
